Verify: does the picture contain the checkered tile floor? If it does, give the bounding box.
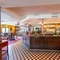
[8,40,60,60]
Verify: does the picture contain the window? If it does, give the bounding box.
[6,28,9,33]
[2,28,9,33]
[2,28,5,33]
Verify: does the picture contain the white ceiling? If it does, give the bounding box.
[1,9,20,20]
[0,0,60,8]
[1,9,20,26]
[20,14,60,23]
[1,0,60,26]
[20,18,60,26]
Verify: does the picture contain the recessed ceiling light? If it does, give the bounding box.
[39,22,41,24]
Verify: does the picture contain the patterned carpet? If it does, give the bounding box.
[2,53,7,60]
[2,36,22,60]
[8,40,60,60]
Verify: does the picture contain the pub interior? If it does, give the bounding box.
[0,0,60,60]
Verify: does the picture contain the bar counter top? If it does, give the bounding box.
[30,35,60,37]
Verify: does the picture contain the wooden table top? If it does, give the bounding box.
[0,40,8,44]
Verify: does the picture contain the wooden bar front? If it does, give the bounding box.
[22,35,60,50]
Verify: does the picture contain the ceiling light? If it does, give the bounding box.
[39,22,41,24]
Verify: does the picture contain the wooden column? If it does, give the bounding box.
[41,19,44,34]
[0,7,2,60]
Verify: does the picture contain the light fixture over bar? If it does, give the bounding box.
[42,19,44,25]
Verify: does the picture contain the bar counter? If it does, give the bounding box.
[22,35,60,50]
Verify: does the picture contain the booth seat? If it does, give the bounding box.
[0,40,9,60]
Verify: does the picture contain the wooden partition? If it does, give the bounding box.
[22,35,60,50]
